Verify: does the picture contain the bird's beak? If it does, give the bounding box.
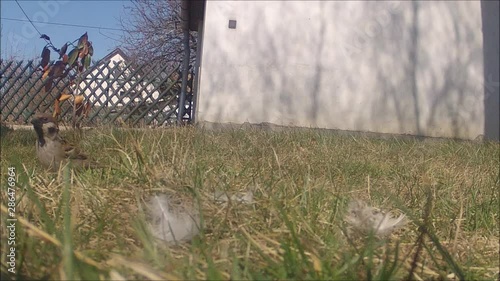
[31,118,40,126]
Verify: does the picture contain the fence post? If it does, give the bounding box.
[177,0,191,125]
[482,0,500,141]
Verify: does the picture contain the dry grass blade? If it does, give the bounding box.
[107,254,180,280]
[240,227,283,262]
[0,204,105,271]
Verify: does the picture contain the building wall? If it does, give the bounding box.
[197,1,488,139]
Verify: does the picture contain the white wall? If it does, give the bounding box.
[197,1,486,139]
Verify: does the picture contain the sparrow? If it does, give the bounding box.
[30,113,101,171]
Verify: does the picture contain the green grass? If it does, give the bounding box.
[1,127,498,280]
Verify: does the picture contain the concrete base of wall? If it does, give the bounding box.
[197,121,488,143]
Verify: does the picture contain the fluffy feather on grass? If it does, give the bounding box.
[145,194,200,244]
[345,199,407,237]
[213,189,254,204]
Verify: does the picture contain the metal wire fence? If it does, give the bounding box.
[0,58,193,127]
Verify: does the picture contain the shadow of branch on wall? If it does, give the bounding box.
[368,1,483,138]
[409,1,421,134]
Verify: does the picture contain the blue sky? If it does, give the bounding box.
[1,0,131,61]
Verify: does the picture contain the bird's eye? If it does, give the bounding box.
[48,127,58,134]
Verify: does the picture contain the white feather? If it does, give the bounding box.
[345,200,407,237]
[213,190,254,204]
[146,194,200,243]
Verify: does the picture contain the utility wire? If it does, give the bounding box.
[14,0,43,36]
[2,17,126,32]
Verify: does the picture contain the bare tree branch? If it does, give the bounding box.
[119,0,196,67]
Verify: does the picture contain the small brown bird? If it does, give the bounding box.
[30,113,101,171]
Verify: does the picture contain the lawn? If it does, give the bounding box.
[1,126,498,280]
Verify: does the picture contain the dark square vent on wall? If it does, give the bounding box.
[228,20,237,29]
